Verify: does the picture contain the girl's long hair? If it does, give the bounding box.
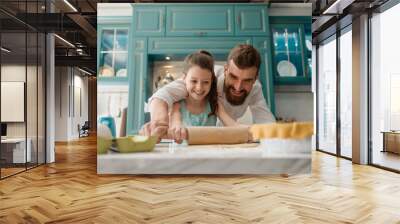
[182,50,218,117]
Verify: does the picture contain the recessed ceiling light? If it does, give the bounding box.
[165,56,170,60]
[322,0,353,15]
[78,67,92,76]
[54,34,75,48]
[1,47,11,53]
[63,0,78,12]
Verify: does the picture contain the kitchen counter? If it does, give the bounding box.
[97,142,311,175]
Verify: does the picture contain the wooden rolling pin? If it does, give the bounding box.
[186,126,250,145]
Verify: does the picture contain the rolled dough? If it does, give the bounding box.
[187,126,249,145]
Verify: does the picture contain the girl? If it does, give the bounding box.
[169,50,239,143]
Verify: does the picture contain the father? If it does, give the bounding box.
[141,44,276,138]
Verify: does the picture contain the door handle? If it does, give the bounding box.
[195,32,207,36]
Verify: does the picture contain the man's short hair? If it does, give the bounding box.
[227,44,261,74]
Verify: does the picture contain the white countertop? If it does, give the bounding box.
[98,142,311,175]
[1,138,27,143]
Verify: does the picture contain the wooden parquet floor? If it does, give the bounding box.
[1,135,400,224]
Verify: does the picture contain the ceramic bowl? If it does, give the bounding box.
[97,124,113,154]
[116,135,157,153]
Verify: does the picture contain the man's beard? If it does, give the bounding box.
[224,84,249,106]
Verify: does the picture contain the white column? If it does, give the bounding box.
[352,14,369,164]
[46,32,55,163]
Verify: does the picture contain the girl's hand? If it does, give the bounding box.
[168,125,187,144]
[168,102,187,143]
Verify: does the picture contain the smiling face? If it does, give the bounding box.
[223,60,257,105]
[184,65,213,102]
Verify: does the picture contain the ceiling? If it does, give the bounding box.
[0,0,392,74]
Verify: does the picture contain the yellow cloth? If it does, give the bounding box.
[250,122,314,140]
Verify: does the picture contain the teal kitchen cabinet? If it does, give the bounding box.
[127,37,148,134]
[270,16,311,85]
[166,5,234,37]
[133,5,165,36]
[235,5,269,36]
[148,37,251,54]
[253,37,275,113]
[124,3,276,134]
[97,23,131,83]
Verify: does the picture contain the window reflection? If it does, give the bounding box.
[99,28,129,77]
[371,4,400,171]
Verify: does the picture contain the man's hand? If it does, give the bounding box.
[168,124,187,144]
[139,98,170,142]
[139,120,169,143]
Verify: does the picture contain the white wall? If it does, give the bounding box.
[72,73,89,138]
[1,65,31,137]
[1,65,26,140]
[269,3,312,16]
[55,66,68,141]
[1,63,46,163]
[54,67,89,141]
[98,2,311,17]
[275,86,314,122]
[1,64,26,82]
[98,3,132,17]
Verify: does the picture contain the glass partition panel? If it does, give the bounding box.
[38,33,45,165]
[371,4,400,171]
[317,36,337,154]
[1,31,27,177]
[27,31,38,169]
[339,28,352,158]
[0,0,46,179]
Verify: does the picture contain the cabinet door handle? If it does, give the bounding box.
[160,10,165,29]
[237,15,241,26]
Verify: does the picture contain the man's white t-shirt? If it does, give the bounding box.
[149,65,276,124]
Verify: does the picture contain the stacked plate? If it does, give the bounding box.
[277,60,297,77]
